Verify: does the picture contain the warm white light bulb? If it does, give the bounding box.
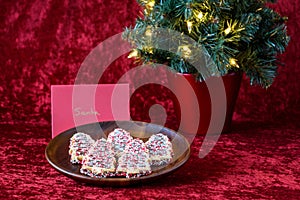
[229,58,239,68]
[187,21,193,33]
[147,1,155,10]
[128,49,139,58]
[180,45,191,58]
[145,30,152,37]
[197,12,203,19]
[224,27,231,35]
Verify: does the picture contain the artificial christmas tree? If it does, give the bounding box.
[123,0,289,88]
[123,0,289,134]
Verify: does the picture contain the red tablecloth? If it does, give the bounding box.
[0,0,299,199]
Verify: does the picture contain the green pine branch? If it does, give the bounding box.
[123,0,289,88]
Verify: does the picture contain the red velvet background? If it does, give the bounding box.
[0,0,299,199]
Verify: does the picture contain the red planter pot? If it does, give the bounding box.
[168,72,242,135]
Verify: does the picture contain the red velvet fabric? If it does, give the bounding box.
[0,0,299,199]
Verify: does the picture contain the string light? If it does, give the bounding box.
[179,45,192,59]
[144,46,154,54]
[197,12,203,19]
[224,27,231,35]
[128,49,139,58]
[229,58,239,68]
[145,27,152,37]
[146,0,155,11]
[187,21,193,33]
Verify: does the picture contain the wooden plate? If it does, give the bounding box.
[45,121,190,186]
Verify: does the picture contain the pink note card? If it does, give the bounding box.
[51,84,130,138]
